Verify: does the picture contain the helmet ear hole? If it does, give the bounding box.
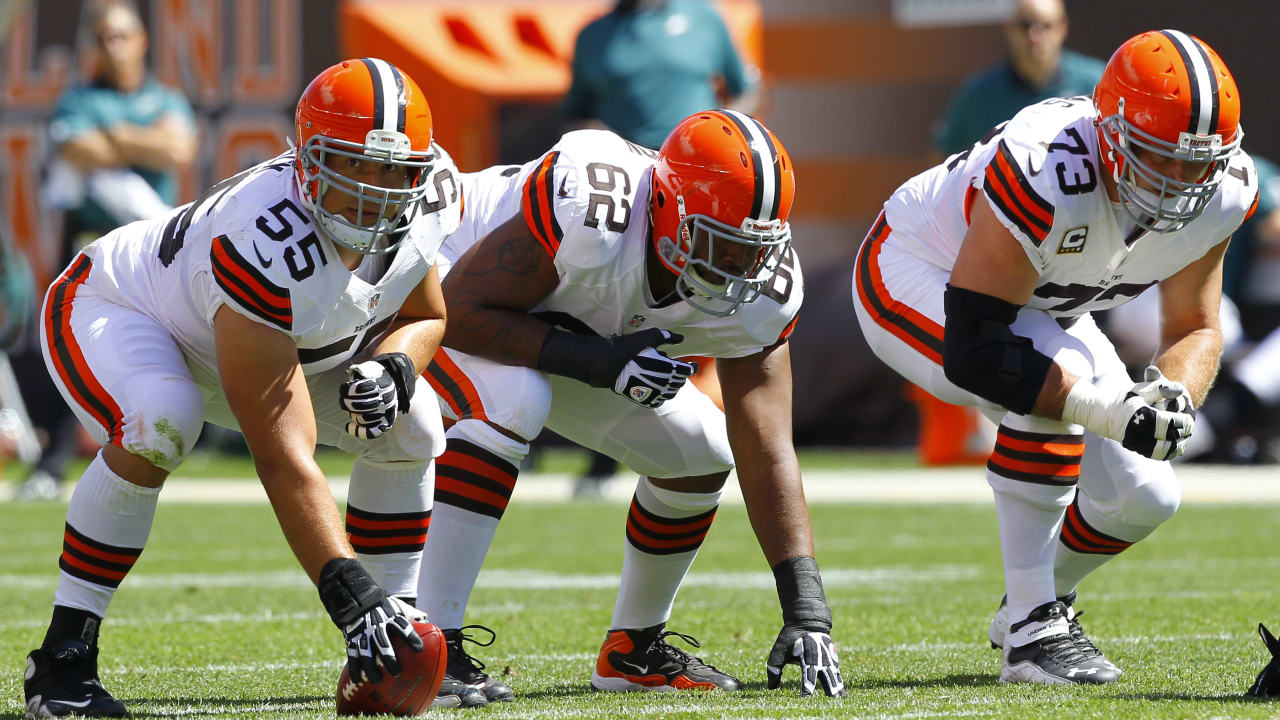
[656,190,665,208]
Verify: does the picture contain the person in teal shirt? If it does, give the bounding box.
[15,1,196,503]
[932,0,1104,157]
[565,0,758,150]
[47,0,196,239]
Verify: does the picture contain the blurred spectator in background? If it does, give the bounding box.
[13,0,196,501]
[565,0,759,150]
[0,231,39,478]
[932,0,1103,157]
[558,0,755,495]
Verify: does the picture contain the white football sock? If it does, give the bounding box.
[988,471,1074,630]
[417,420,527,628]
[610,477,722,630]
[346,459,433,598]
[56,451,160,617]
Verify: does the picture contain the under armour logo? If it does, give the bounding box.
[1066,667,1098,677]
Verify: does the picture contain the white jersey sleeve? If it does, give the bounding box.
[979,110,1070,272]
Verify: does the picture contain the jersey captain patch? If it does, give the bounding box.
[1057,226,1088,254]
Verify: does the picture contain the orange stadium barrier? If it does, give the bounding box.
[338,0,762,171]
[905,384,995,466]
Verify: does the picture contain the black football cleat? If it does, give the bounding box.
[431,675,487,708]
[24,641,127,718]
[1000,601,1119,685]
[442,625,514,703]
[988,592,1122,675]
[591,623,741,692]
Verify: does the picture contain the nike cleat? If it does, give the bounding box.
[591,624,741,692]
[24,641,127,718]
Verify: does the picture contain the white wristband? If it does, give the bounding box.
[1060,379,1110,436]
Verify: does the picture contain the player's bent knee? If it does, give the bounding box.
[122,379,204,472]
[1119,476,1182,528]
[649,469,730,494]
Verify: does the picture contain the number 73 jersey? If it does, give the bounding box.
[441,129,802,358]
[883,95,1258,317]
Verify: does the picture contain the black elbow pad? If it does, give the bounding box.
[942,284,1053,415]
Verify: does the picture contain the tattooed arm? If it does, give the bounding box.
[440,213,561,367]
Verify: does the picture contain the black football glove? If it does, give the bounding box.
[1248,623,1280,697]
[766,556,846,697]
[539,328,695,408]
[340,352,416,440]
[318,558,423,684]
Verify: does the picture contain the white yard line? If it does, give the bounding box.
[8,464,1272,504]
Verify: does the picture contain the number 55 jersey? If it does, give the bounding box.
[47,147,462,394]
[882,95,1257,318]
[440,129,802,359]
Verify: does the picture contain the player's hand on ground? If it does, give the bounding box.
[341,352,416,439]
[318,558,425,684]
[767,626,846,697]
[341,596,425,684]
[1248,623,1280,697]
[602,329,696,408]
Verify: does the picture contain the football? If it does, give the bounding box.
[335,621,447,716]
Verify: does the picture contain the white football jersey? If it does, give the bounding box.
[77,147,462,389]
[442,129,802,358]
[883,95,1258,317]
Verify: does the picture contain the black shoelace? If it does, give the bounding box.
[1042,632,1089,666]
[650,630,720,672]
[1067,610,1105,660]
[445,624,497,679]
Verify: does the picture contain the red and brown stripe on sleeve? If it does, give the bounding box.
[983,141,1055,247]
[210,235,293,331]
[521,151,564,258]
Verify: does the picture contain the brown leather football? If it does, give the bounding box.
[336,621,447,716]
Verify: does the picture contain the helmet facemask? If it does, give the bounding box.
[1098,98,1241,233]
[298,130,435,255]
[656,197,791,317]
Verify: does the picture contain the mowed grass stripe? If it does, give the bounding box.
[2,498,1277,718]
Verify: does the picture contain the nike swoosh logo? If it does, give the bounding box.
[55,699,93,708]
[558,175,570,198]
[622,660,649,675]
[252,242,273,267]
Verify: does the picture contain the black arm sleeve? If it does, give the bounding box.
[942,284,1054,416]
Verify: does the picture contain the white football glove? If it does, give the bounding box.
[342,596,425,684]
[340,352,416,440]
[1062,367,1195,461]
[612,345,697,408]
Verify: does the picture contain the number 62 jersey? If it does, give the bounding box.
[67,147,462,391]
[440,129,802,359]
[883,95,1258,318]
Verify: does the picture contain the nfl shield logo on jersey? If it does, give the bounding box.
[369,293,381,310]
[628,314,647,328]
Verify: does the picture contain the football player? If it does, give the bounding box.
[22,59,462,717]
[853,31,1253,684]
[415,111,845,702]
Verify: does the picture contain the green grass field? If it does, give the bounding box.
[1,471,1276,718]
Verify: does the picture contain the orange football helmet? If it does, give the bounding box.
[1094,30,1242,232]
[295,58,435,254]
[650,110,796,316]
